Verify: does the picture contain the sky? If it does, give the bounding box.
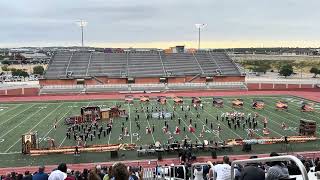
[1,0,320,48]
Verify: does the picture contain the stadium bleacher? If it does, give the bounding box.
[44,51,241,79]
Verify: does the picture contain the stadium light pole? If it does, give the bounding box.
[195,24,207,50]
[77,20,88,47]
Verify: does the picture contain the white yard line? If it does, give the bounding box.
[0,151,20,155]
[128,103,133,144]
[141,103,156,144]
[200,100,243,139]
[0,108,43,139]
[59,137,67,148]
[239,105,285,137]
[4,104,64,153]
[166,101,201,142]
[209,98,283,138]
[58,102,92,148]
[0,104,37,127]
[0,104,23,116]
[188,108,223,141]
[39,103,77,143]
[107,130,112,145]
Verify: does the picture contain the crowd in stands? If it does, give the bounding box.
[1,152,320,180]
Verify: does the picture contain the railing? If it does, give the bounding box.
[246,77,320,85]
[64,52,74,76]
[231,155,309,180]
[208,51,223,74]
[158,52,168,76]
[85,52,93,76]
[192,53,204,74]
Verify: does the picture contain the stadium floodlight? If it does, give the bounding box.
[195,24,207,50]
[77,20,88,47]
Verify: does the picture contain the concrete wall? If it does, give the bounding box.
[107,78,127,84]
[0,88,39,96]
[247,83,317,90]
[213,76,245,82]
[167,77,186,83]
[135,77,160,84]
[39,79,77,86]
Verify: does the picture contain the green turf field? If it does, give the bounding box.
[0,95,320,156]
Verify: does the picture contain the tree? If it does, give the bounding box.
[33,65,44,75]
[11,69,29,77]
[252,65,269,74]
[1,60,10,65]
[310,67,320,78]
[1,65,9,71]
[279,64,293,78]
[294,61,307,78]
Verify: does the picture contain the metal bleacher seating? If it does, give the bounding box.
[161,53,201,76]
[45,51,241,79]
[209,52,241,75]
[41,51,244,94]
[44,52,72,78]
[128,52,166,77]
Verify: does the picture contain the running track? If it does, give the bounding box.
[0,90,319,102]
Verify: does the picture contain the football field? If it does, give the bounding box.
[0,95,320,155]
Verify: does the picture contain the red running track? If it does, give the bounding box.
[0,90,319,102]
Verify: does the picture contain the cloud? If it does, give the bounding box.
[0,0,320,47]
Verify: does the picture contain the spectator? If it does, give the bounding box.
[111,163,129,180]
[239,156,265,180]
[103,166,112,180]
[266,152,289,180]
[316,171,320,180]
[88,167,101,180]
[315,161,320,172]
[128,167,138,180]
[32,166,49,180]
[23,171,32,180]
[82,169,89,180]
[3,173,12,180]
[315,157,320,167]
[95,165,104,180]
[17,174,24,180]
[193,165,204,180]
[304,161,311,173]
[66,169,75,180]
[74,171,82,180]
[49,163,68,180]
[176,163,185,179]
[234,164,242,180]
[287,161,300,175]
[11,172,17,180]
[213,156,232,180]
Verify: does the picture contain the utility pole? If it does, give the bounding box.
[195,24,207,50]
[77,20,88,47]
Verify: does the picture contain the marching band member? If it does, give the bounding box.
[118,134,123,141]
[124,127,129,136]
[263,117,268,128]
[175,126,181,134]
[263,128,270,136]
[281,122,287,130]
[136,134,141,141]
[162,125,168,134]
[188,124,195,133]
[146,126,150,134]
